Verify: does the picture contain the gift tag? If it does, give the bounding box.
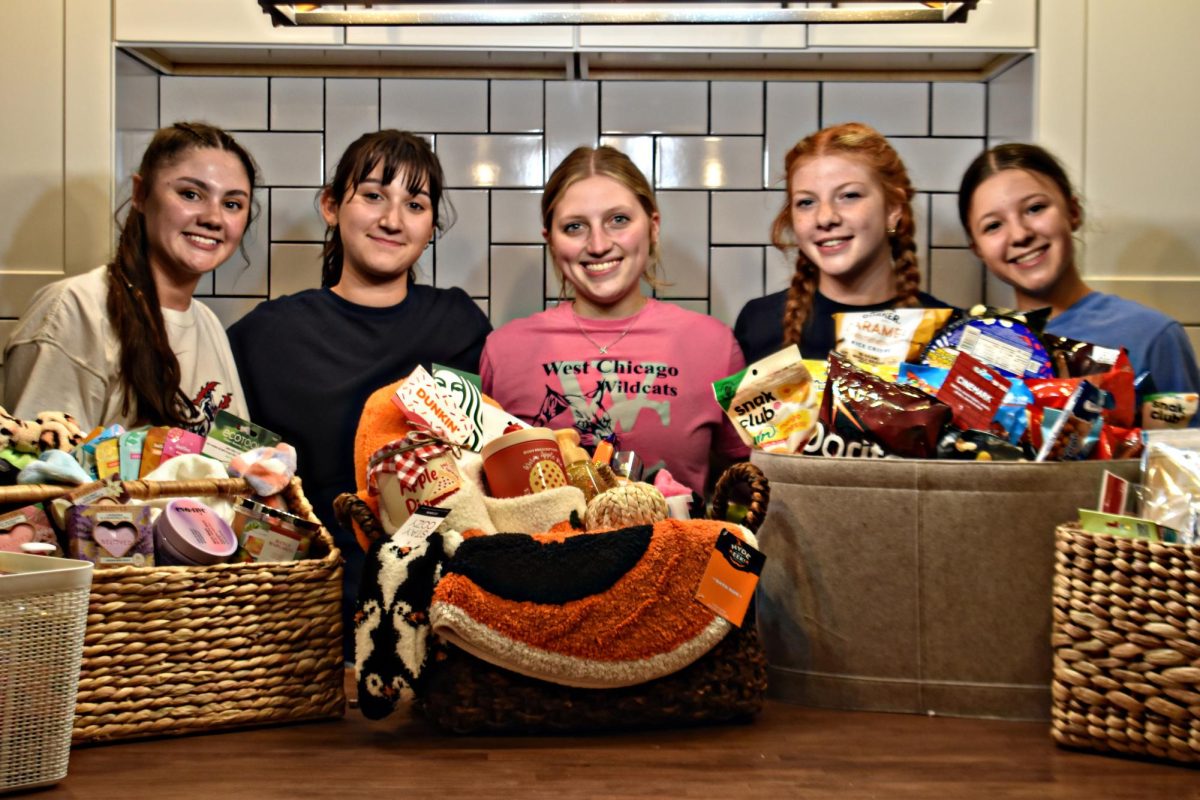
[391,504,451,549]
[694,528,765,627]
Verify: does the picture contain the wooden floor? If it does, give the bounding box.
[33,688,1199,800]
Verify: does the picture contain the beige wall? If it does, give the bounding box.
[1038,0,1200,353]
[0,0,112,400]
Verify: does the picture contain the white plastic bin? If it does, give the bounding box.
[0,552,92,794]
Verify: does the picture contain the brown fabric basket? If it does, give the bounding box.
[1051,523,1200,764]
[1,477,345,744]
[417,461,771,734]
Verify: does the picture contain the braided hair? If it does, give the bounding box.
[770,122,921,350]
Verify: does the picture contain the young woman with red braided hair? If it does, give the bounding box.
[735,122,948,363]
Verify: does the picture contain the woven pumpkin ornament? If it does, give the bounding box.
[585,482,668,530]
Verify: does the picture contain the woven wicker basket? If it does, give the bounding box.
[1051,523,1200,764]
[1,477,345,744]
[418,461,772,734]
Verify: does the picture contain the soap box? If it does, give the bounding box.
[67,503,154,568]
[0,503,60,556]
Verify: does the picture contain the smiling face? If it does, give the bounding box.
[322,162,434,296]
[134,147,252,292]
[788,153,901,302]
[544,174,660,318]
[966,168,1082,307]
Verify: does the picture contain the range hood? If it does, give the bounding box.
[260,2,977,27]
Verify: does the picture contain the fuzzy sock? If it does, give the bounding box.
[484,485,587,533]
[17,449,91,485]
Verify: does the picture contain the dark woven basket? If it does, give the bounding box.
[421,617,768,734]
[417,460,771,734]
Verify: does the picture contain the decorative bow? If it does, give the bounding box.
[367,428,459,495]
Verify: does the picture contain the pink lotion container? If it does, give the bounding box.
[154,498,237,566]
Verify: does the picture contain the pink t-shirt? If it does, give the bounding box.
[480,299,749,495]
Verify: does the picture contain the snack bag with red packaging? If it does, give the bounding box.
[1026,347,1136,428]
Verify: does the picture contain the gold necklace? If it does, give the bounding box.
[571,308,640,355]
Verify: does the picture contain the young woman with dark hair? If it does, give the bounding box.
[4,121,256,432]
[735,122,947,364]
[228,129,491,641]
[958,141,1199,396]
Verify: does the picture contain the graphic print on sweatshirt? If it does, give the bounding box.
[186,380,233,434]
[534,357,680,446]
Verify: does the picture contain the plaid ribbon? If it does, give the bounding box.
[367,429,456,495]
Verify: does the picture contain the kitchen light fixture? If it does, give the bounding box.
[260,2,977,27]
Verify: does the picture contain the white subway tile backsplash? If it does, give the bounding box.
[711,191,785,245]
[930,192,969,248]
[269,243,323,299]
[271,78,324,131]
[766,247,794,295]
[490,81,543,133]
[988,56,1035,145]
[890,137,985,193]
[664,299,709,315]
[545,81,599,175]
[602,81,708,135]
[215,188,270,296]
[597,136,655,187]
[490,190,542,244]
[932,83,986,137]
[711,247,765,328]
[270,188,325,242]
[711,82,764,135]
[439,135,544,189]
[490,245,545,326]
[434,189,489,295]
[657,137,762,190]
[237,132,324,187]
[929,248,984,309]
[160,77,268,131]
[201,297,266,332]
[382,79,487,133]
[115,70,1031,331]
[324,79,378,180]
[656,192,709,298]
[911,192,931,290]
[766,82,819,188]
[822,82,929,137]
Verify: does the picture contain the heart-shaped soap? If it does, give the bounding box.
[93,520,138,558]
[0,523,36,553]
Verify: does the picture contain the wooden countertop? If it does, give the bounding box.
[30,676,1197,800]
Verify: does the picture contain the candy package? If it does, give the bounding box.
[1034,381,1108,462]
[713,345,816,453]
[920,305,1055,381]
[1141,392,1198,429]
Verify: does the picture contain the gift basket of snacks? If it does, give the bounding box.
[0,406,345,744]
[713,305,1185,719]
[1051,429,1199,763]
[334,365,770,733]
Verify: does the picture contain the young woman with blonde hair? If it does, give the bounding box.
[481,145,747,495]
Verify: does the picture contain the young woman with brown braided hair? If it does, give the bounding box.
[734,122,948,364]
[4,122,256,433]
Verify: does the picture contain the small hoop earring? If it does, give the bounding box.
[887,226,897,235]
